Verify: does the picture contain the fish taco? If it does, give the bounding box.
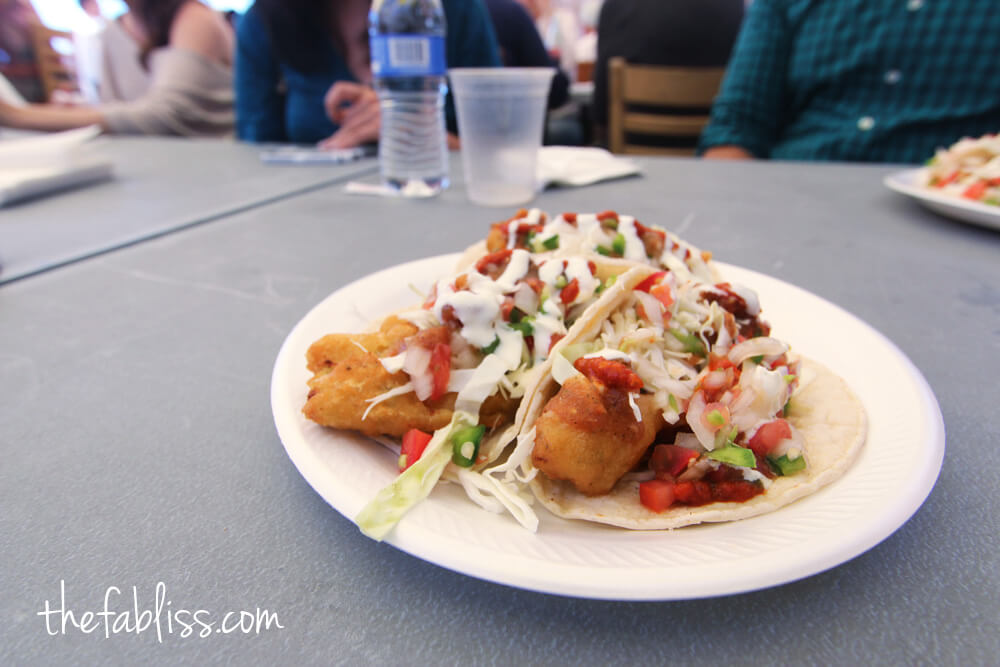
[512,266,867,529]
[301,234,654,538]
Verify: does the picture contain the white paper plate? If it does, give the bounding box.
[884,167,1000,231]
[271,255,945,600]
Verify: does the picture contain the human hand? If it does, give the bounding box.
[0,99,16,126]
[701,145,755,160]
[319,81,380,149]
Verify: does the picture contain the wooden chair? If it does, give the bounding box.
[607,57,725,157]
[30,24,81,102]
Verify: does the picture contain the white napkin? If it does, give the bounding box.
[0,126,113,207]
[345,145,640,197]
[536,146,640,189]
[0,71,27,107]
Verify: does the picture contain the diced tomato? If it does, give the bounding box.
[524,277,545,294]
[700,368,734,401]
[439,305,460,328]
[547,333,565,353]
[399,429,433,471]
[650,444,700,479]
[934,170,960,188]
[639,480,675,512]
[500,297,516,321]
[428,342,451,401]
[559,277,580,304]
[422,284,438,310]
[708,354,734,371]
[573,357,643,392]
[763,353,788,370]
[634,220,667,258]
[596,209,618,223]
[963,181,988,200]
[650,283,674,310]
[634,271,667,293]
[475,249,513,278]
[562,212,578,224]
[747,418,792,457]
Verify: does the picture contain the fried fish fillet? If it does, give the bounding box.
[303,316,516,438]
[531,375,664,496]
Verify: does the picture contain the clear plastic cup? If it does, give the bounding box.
[448,68,556,207]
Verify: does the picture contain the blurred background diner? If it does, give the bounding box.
[1,0,997,164]
[700,0,1000,163]
[0,0,235,136]
[234,0,499,149]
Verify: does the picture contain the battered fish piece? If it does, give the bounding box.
[303,316,516,438]
[531,375,664,496]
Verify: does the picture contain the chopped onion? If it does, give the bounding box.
[701,368,732,392]
[673,432,703,451]
[449,333,480,369]
[379,352,407,374]
[402,345,432,401]
[633,291,665,330]
[677,457,717,482]
[728,337,788,365]
[685,390,717,450]
[733,362,788,426]
[512,282,538,315]
[771,423,807,459]
[729,387,759,432]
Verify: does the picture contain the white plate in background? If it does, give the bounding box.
[885,168,1000,231]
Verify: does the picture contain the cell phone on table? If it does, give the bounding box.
[259,144,376,165]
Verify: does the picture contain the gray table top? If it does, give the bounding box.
[0,136,377,285]
[2,153,998,665]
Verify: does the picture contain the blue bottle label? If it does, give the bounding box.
[370,34,446,77]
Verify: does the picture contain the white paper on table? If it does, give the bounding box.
[0,71,27,107]
[536,146,641,189]
[344,145,642,198]
[0,126,113,207]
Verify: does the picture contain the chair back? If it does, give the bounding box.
[30,24,80,102]
[607,57,725,156]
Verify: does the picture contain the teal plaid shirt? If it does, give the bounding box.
[699,0,1000,163]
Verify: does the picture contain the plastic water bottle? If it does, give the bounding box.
[369,0,449,197]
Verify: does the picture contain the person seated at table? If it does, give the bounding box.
[235,0,501,149]
[0,0,235,137]
[699,0,1000,163]
[91,6,154,105]
[591,0,744,149]
[0,0,45,103]
[72,0,150,106]
[484,0,569,111]
[514,0,581,84]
